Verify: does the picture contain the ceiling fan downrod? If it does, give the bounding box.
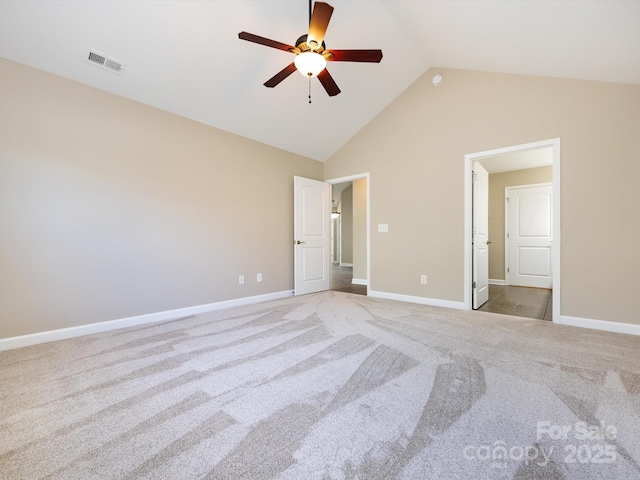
[306,0,316,104]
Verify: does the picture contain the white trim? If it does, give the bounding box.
[339,263,353,267]
[464,138,561,322]
[559,315,640,337]
[489,279,506,286]
[326,173,370,297]
[369,290,466,310]
[0,290,294,352]
[351,278,367,286]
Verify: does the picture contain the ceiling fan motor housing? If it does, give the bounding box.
[295,34,326,54]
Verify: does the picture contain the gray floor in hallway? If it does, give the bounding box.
[478,284,552,320]
[331,264,367,295]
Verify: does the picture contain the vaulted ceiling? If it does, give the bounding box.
[1,1,638,161]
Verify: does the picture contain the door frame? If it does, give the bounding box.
[463,138,560,322]
[505,182,553,287]
[326,173,370,295]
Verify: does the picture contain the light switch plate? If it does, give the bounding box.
[378,224,389,233]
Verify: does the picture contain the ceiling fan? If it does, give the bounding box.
[238,1,383,100]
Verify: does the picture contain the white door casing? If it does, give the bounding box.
[507,183,553,288]
[473,162,489,309]
[294,176,331,295]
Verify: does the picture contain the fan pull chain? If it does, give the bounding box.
[308,76,312,104]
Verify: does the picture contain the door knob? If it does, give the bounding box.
[486,241,492,245]
[295,240,306,245]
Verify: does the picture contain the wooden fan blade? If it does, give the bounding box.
[317,68,341,97]
[308,2,334,46]
[238,32,295,52]
[327,49,383,63]
[264,63,297,88]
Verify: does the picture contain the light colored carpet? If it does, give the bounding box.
[1,291,639,479]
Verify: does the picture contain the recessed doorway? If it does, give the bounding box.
[464,139,560,322]
[327,174,370,297]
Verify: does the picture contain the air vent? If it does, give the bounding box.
[85,49,126,76]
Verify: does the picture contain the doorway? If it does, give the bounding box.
[464,139,560,322]
[327,174,370,296]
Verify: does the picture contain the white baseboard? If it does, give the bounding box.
[559,315,640,337]
[0,290,294,352]
[489,279,506,285]
[339,263,353,267]
[352,278,368,286]
[368,290,466,310]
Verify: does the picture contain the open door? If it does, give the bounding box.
[473,162,489,309]
[294,176,331,295]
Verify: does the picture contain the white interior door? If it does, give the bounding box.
[473,162,489,309]
[507,184,553,288]
[294,176,331,295]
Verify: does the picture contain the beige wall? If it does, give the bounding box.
[352,178,367,281]
[0,58,323,339]
[340,186,353,264]
[488,166,552,281]
[325,68,640,325]
[332,217,339,263]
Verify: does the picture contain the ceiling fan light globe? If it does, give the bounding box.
[294,52,327,78]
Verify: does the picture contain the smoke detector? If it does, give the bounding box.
[85,49,126,76]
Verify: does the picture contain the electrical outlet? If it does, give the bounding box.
[239,275,244,285]
[257,273,262,283]
[420,275,427,285]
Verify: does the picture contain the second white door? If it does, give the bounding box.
[507,184,553,288]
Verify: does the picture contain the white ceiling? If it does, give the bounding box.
[1,1,638,162]
[479,146,552,174]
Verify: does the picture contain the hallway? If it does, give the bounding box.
[331,265,366,296]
